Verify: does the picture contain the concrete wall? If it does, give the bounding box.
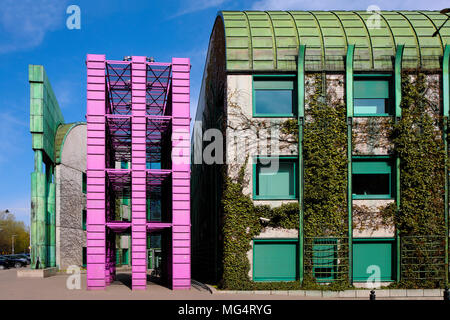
[55,124,86,269]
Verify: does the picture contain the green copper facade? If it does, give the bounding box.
[29,65,64,269]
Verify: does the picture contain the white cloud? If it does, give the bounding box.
[0,0,68,54]
[170,0,229,18]
[250,0,450,11]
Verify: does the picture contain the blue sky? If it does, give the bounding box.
[0,0,448,225]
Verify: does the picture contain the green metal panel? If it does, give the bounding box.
[346,44,354,283]
[353,239,395,282]
[444,45,450,118]
[444,45,450,285]
[218,11,449,72]
[253,240,297,281]
[29,65,64,162]
[253,79,294,90]
[394,44,404,281]
[297,44,305,285]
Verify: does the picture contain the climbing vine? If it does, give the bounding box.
[221,158,300,290]
[390,72,447,288]
[220,71,447,291]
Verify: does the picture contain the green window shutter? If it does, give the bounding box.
[354,80,389,99]
[354,79,391,115]
[353,160,392,174]
[254,80,294,90]
[353,239,395,282]
[253,240,297,281]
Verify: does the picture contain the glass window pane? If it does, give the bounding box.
[255,90,293,115]
[354,98,387,114]
[352,173,390,196]
[257,160,294,197]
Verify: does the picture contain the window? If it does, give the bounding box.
[82,247,87,268]
[253,76,295,117]
[253,239,297,281]
[82,210,86,231]
[253,157,297,200]
[122,248,129,265]
[354,76,392,116]
[353,238,395,282]
[82,172,87,194]
[352,157,393,199]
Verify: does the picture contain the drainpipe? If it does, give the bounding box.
[394,44,404,282]
[297,45,306,285]
[443,44,450,286]
[346,44,355,283]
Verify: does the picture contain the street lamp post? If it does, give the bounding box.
[11,235,16,255]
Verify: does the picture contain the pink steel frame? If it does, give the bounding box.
[86,54,191,290]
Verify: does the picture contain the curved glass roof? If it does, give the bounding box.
[218,11,450,71]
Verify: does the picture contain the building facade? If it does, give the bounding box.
[192,10,450,288]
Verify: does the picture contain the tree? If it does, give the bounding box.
[0,210,30,254]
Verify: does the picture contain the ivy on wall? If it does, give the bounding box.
[390,72,447,288]
[302,74,348,237]
[221,159,300,290]
[220,71,447,291]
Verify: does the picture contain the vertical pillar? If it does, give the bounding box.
[47,165,56,267]
[297,45,306,285]
[131,56,148,290]
[31,150,47,268]
[346,44,355,284]
[86,54,106,290]
[171,58,191,290]
[443,44,450,286]
[394,45,404,282]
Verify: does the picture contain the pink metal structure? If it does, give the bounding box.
[86,54,191,290]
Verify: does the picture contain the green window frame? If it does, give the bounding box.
[82,209,86,231]
[253,239,298,282]
[352,238,396,282]
[252,75,296,117]
[352,156,394,199]
[353,74,393,116]
[82,172,87,194]
[312,238,337,282]
[253,156,297,200]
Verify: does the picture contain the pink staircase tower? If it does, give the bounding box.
[86,54,191,291]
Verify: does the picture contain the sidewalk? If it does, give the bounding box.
[0,268,444,300]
